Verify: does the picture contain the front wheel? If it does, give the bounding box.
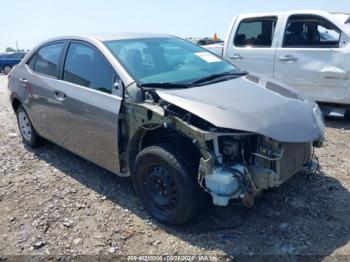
[132,144,201,225]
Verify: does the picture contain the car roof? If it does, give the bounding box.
[238,9,341,17]
[25,32,175,86]
[5,52,26,54]
[91,32,172,41]
[43,32,172,44]
[0,52,26,56]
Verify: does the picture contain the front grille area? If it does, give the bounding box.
[276,142,312,182]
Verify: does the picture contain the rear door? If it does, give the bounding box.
[274,14,350,104]
[53,41,122,173]
[225,15,281,78]
[20,42,65,138]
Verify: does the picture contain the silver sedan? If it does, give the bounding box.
[8,33,325,225]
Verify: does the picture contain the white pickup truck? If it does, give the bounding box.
[205,10,350,107]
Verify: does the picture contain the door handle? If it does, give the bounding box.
[19,78,28,87]
[278,55,297,62]
[230,53,243,60]
[54,90,66,101]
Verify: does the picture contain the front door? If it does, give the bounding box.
[274,14,350,104]
[53,41,122,173]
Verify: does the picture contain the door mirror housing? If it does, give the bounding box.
[112,78,123,97]
[113,81,121,89]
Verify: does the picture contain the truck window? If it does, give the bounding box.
[283,15,341,48]
[234,17,278,47]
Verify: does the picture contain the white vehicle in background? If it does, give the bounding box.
[205,10,350,114]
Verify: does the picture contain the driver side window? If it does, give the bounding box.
[63,42,116,94]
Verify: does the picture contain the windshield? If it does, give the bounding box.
[104,37,239,85]
[332,14,350,26]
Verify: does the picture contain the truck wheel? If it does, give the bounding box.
[16,105,43,147]
[132,144,201,225]
[3,66,12,75]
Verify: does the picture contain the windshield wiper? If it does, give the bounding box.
[139,82,190,89]
[138,71,247,89]
[189,71,248,85]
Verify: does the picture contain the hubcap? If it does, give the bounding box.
[18,111,32,141]
[4,66,11,75]
[145,166,179,211]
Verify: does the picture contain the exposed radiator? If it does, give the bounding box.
[276,142,312,182]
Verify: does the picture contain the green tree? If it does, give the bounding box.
[5,47,16,52]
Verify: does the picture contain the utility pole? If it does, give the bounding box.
[15,41,19,52]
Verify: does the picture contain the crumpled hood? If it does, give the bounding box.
[156,74,325,143]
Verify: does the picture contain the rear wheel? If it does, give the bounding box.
[132,144,201,225]
[16,105,43,147]
[3,65,12,75]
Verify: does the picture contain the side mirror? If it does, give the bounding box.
[112,79,123,97]
[113,81,121,89]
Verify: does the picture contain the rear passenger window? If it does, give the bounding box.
[283,15,341,48]
[234,17,278,47]
[27,55,36,70]
[33,43,64,77]
[63,42,114,94]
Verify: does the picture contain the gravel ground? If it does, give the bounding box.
[1,75,350,259]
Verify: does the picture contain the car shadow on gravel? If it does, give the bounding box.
[325,117,350,130]
[26,132,350,257]
[175,172,350,257]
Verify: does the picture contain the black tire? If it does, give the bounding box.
[3,65,12,75]
[345,108,350,120]
[132,144,201,225]
[16,105,43,147]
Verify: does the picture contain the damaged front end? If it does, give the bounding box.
[198,134,314,207]
[123,85,320,208]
